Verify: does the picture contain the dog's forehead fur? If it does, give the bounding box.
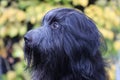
[42,8,83,24]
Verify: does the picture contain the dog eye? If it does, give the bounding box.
[51,22,59,29]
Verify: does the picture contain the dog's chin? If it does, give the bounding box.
[24,43,43,69]
[24,43,34,68]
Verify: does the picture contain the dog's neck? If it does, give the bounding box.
[32,68,52,80]
[31,64,75,80]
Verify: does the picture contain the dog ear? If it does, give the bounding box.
[63,11,106,79]
[63,36,94,78]
[63,38,105,79]
[71,57,94,79]
[64,12,101,56]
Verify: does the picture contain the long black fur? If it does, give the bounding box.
[24,8,108,80]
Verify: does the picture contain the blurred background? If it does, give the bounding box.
[0,0,120,80]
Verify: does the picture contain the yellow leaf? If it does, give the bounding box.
[8,26,18,38]
[114,40,120,51]
[7,71,16,80]
[30,17,36,24]
[113,17,120,27]
[0,14,8,25]
[0,27,7,38]
[19,26,27,36]
[104,7,120,27]
[73,0,88,7]
[99,28,114,40]
[16,10,26,22]
[84,5,104,25]
[105,21,112,30]
[107,64,115,80]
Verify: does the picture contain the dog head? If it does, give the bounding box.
[24,8,104,72]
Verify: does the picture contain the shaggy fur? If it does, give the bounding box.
[24,8,107,80]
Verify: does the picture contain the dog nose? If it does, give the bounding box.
[24,35,32,43]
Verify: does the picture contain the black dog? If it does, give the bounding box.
[24,8,108,80]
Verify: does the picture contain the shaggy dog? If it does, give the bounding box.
[24,8,107,80]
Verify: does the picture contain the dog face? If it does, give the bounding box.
[24,8,102,69]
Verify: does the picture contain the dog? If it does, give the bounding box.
[24,8,108,80]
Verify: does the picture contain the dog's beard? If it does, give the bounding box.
[24,43,41,69]
[24,44,34,68]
